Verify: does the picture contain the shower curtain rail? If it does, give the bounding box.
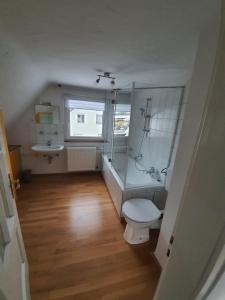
[116,83,185,91]
[133,85,185,90]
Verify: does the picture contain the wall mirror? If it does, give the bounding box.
[35,104,60,124]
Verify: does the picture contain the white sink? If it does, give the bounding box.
[32,144,64,154]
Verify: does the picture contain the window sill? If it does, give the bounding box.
[64,138,106,143]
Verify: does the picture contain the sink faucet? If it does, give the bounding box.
[47,140,52,146]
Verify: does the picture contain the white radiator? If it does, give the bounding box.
[67,147,97,171]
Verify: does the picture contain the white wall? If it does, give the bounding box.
[206,272,225,300]
[196,244,225,300]
[128,87,185,183]
[154,6,225,297]
[19,84,131,174]
[0,23,47,134]
[21,84,107,174]
[155,16,221,268]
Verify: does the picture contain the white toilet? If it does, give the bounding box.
[122,198,161,244]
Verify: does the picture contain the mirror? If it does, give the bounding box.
[35,104,60,124]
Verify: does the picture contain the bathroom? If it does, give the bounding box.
[1,73,223,299]
[0,1,224,300]
[103,84,184,214]
[26,82,184,244]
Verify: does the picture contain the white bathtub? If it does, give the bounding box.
[122,156,163,188]
[102,154,166,218]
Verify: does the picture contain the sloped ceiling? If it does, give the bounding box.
[0,22,48,127]
[0,0,219,89]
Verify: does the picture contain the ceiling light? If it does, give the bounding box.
[96,72,116,86]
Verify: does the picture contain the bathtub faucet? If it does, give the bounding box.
[134,154,143,161]
[147,167,161,182]
[146,166,155,174]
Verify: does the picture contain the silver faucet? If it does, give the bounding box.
[47,140,52,146]
[134,154,143,161]
[147,167,161,182]
[147,166,155,175]
[154,169,161,182]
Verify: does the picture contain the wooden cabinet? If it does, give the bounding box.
[0,110,30,299]
[8,145,22,188]
[0,110,17,198]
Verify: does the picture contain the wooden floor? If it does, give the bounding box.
[17,173,161,300]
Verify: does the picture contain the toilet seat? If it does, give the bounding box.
[122,198,161,223]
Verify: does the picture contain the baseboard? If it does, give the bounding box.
[32,170,102,176]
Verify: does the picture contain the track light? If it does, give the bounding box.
[96,72,116,86]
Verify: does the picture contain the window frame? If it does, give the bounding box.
[64,98,106,142]
[77,114,85,124]
[96,114,103,125]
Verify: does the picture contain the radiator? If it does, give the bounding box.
[67,147,97,171]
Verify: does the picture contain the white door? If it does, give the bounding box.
[154,6,225,300]
[0,126,30,300]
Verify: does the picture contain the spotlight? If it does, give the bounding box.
[96,72,116,85]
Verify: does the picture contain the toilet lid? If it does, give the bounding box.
[122,198,161,223]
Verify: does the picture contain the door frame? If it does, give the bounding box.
[154,2,225,299]
[0,110,30,300]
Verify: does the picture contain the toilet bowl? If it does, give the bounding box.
[122,198,161,244]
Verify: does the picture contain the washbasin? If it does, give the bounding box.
[32,144,64,154]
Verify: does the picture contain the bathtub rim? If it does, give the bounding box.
[102,154,164,191]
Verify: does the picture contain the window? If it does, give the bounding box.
[77,114,85,123]
[65,99,105,139]
[96,114,103,125]
[114,104,131,136]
